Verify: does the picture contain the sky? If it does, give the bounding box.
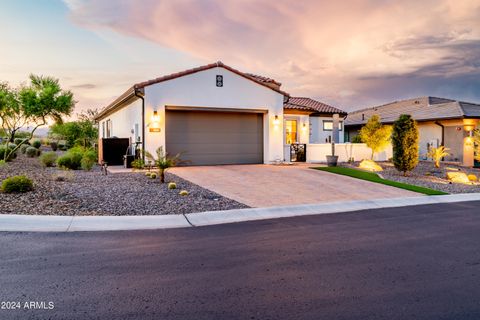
[1,0,479,114]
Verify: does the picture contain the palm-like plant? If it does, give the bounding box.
[427,146,450,168]
[144,147,182,183]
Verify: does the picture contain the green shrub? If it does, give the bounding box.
[145,172,152,177]
[131,159,145,169]
[1,175,34,193]
[50,141,58,151]
[179,190,189,196]
[392,114,419,176]
[25,146,40,158]
[150,173,157,179]
[0,145,17,161]
[39,151,57,167]
[81,149,97,171]
[57,151,83,170]
[20,144,29,154]
[168,182,177,189]
[351,135,363,143]
[31,139,42,149]
[0,160,6,167]
[14,138,29,146]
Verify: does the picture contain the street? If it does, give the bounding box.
[1,201,480,319]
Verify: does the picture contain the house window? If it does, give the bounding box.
[323,120,343,131]
[102,122,106,138]
[285,120,297,144]
[106,119,112,138]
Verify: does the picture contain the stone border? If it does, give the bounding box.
[1,193,479,232]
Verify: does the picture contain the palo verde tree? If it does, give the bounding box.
[0,75,75,161]
[391,114,419,176]
[359,114,392,159]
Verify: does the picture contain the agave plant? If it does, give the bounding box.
[144,147,183,183]
[427,146,450,168]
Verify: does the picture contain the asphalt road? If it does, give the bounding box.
[1,201,480,320]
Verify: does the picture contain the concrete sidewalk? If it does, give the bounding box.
[1,193,480,232]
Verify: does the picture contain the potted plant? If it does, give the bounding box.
[326,142,338,167]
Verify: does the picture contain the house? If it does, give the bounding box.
[95,61,347,166]
[344,97,480,166]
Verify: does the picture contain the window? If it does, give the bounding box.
[102,122,106,138]
[323,120,343,131]
[285,120,297,144]
[106,119,112,138]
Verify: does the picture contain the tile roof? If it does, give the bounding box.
[345,96,480,126]
[284,97,347,115]
[96,61,289,121]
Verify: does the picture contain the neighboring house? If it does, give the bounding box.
[345,97,480,166]
[95,61,347,166]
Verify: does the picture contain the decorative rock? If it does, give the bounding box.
[359,159,383,172]
[446,172,470,184]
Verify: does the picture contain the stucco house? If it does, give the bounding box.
[95,61,347,166]
[345,97,480,166]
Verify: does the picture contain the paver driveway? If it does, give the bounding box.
[170,164,419,207]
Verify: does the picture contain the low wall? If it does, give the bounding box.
[306,143,392,163]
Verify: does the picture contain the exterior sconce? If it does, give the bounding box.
[150,110,161,132]
[302,123,307,131]
[273,115,280,125]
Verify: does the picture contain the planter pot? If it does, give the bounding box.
[326,155,338,167]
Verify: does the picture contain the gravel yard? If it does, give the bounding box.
[0,154,248,216]
[343,161,480,194]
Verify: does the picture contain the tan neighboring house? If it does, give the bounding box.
[345,97,480,166]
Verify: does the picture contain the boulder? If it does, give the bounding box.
[359,159,383,172]
[446,172,470,184]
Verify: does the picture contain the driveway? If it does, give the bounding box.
[170,164,418,207]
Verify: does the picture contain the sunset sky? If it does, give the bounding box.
[1,0,479,114]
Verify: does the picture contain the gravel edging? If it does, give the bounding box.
[342,161,480,194]
[0,154,249,216]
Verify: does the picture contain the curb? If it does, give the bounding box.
[1,193,480,232]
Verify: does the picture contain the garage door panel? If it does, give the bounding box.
[165,110,263,165]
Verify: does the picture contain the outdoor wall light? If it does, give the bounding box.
[273,115,280,125]
[149,110,161,132]
[302,123,307,131]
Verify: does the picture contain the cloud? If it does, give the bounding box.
[71,83,97,89]
[62,0,480,109]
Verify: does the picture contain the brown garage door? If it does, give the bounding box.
[165,110,264,165]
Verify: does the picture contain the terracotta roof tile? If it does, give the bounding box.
[284,97,347,115]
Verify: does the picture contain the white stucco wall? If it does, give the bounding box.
[310,116,345,144]
[307,143,392,163]
[418,122,443,159]
[98,99,142,143]
[143,67,285,163]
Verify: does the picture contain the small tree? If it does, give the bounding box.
[392,114,419,176]
[0,75,75,161]
[144,147,183,183]
[427,146,450,168]
[359,115,392,159]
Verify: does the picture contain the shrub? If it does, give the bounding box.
[81,149,97,171]
[468,174,477,182]
[145,172,152,177]
[0,160,6,167]
[351,135,363,143]
[39,151,57,167]
[150,173,157,179]
[131,159,145,169]
[427,146,450,168]
[168,182,177,189]
[392,114,419,176]
[57,151,83,170]
[0,145,17,161]
[14,138,29,146]
[50,141,58,151]
[1,175,34,193]
[179,190,189,196]
[20,144,29,154]
[26,146,40,158]
[31,139,42,149]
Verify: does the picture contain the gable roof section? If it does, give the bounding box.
[345,96,480,126]
[95,62,289,121]
[284,97,347,115]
